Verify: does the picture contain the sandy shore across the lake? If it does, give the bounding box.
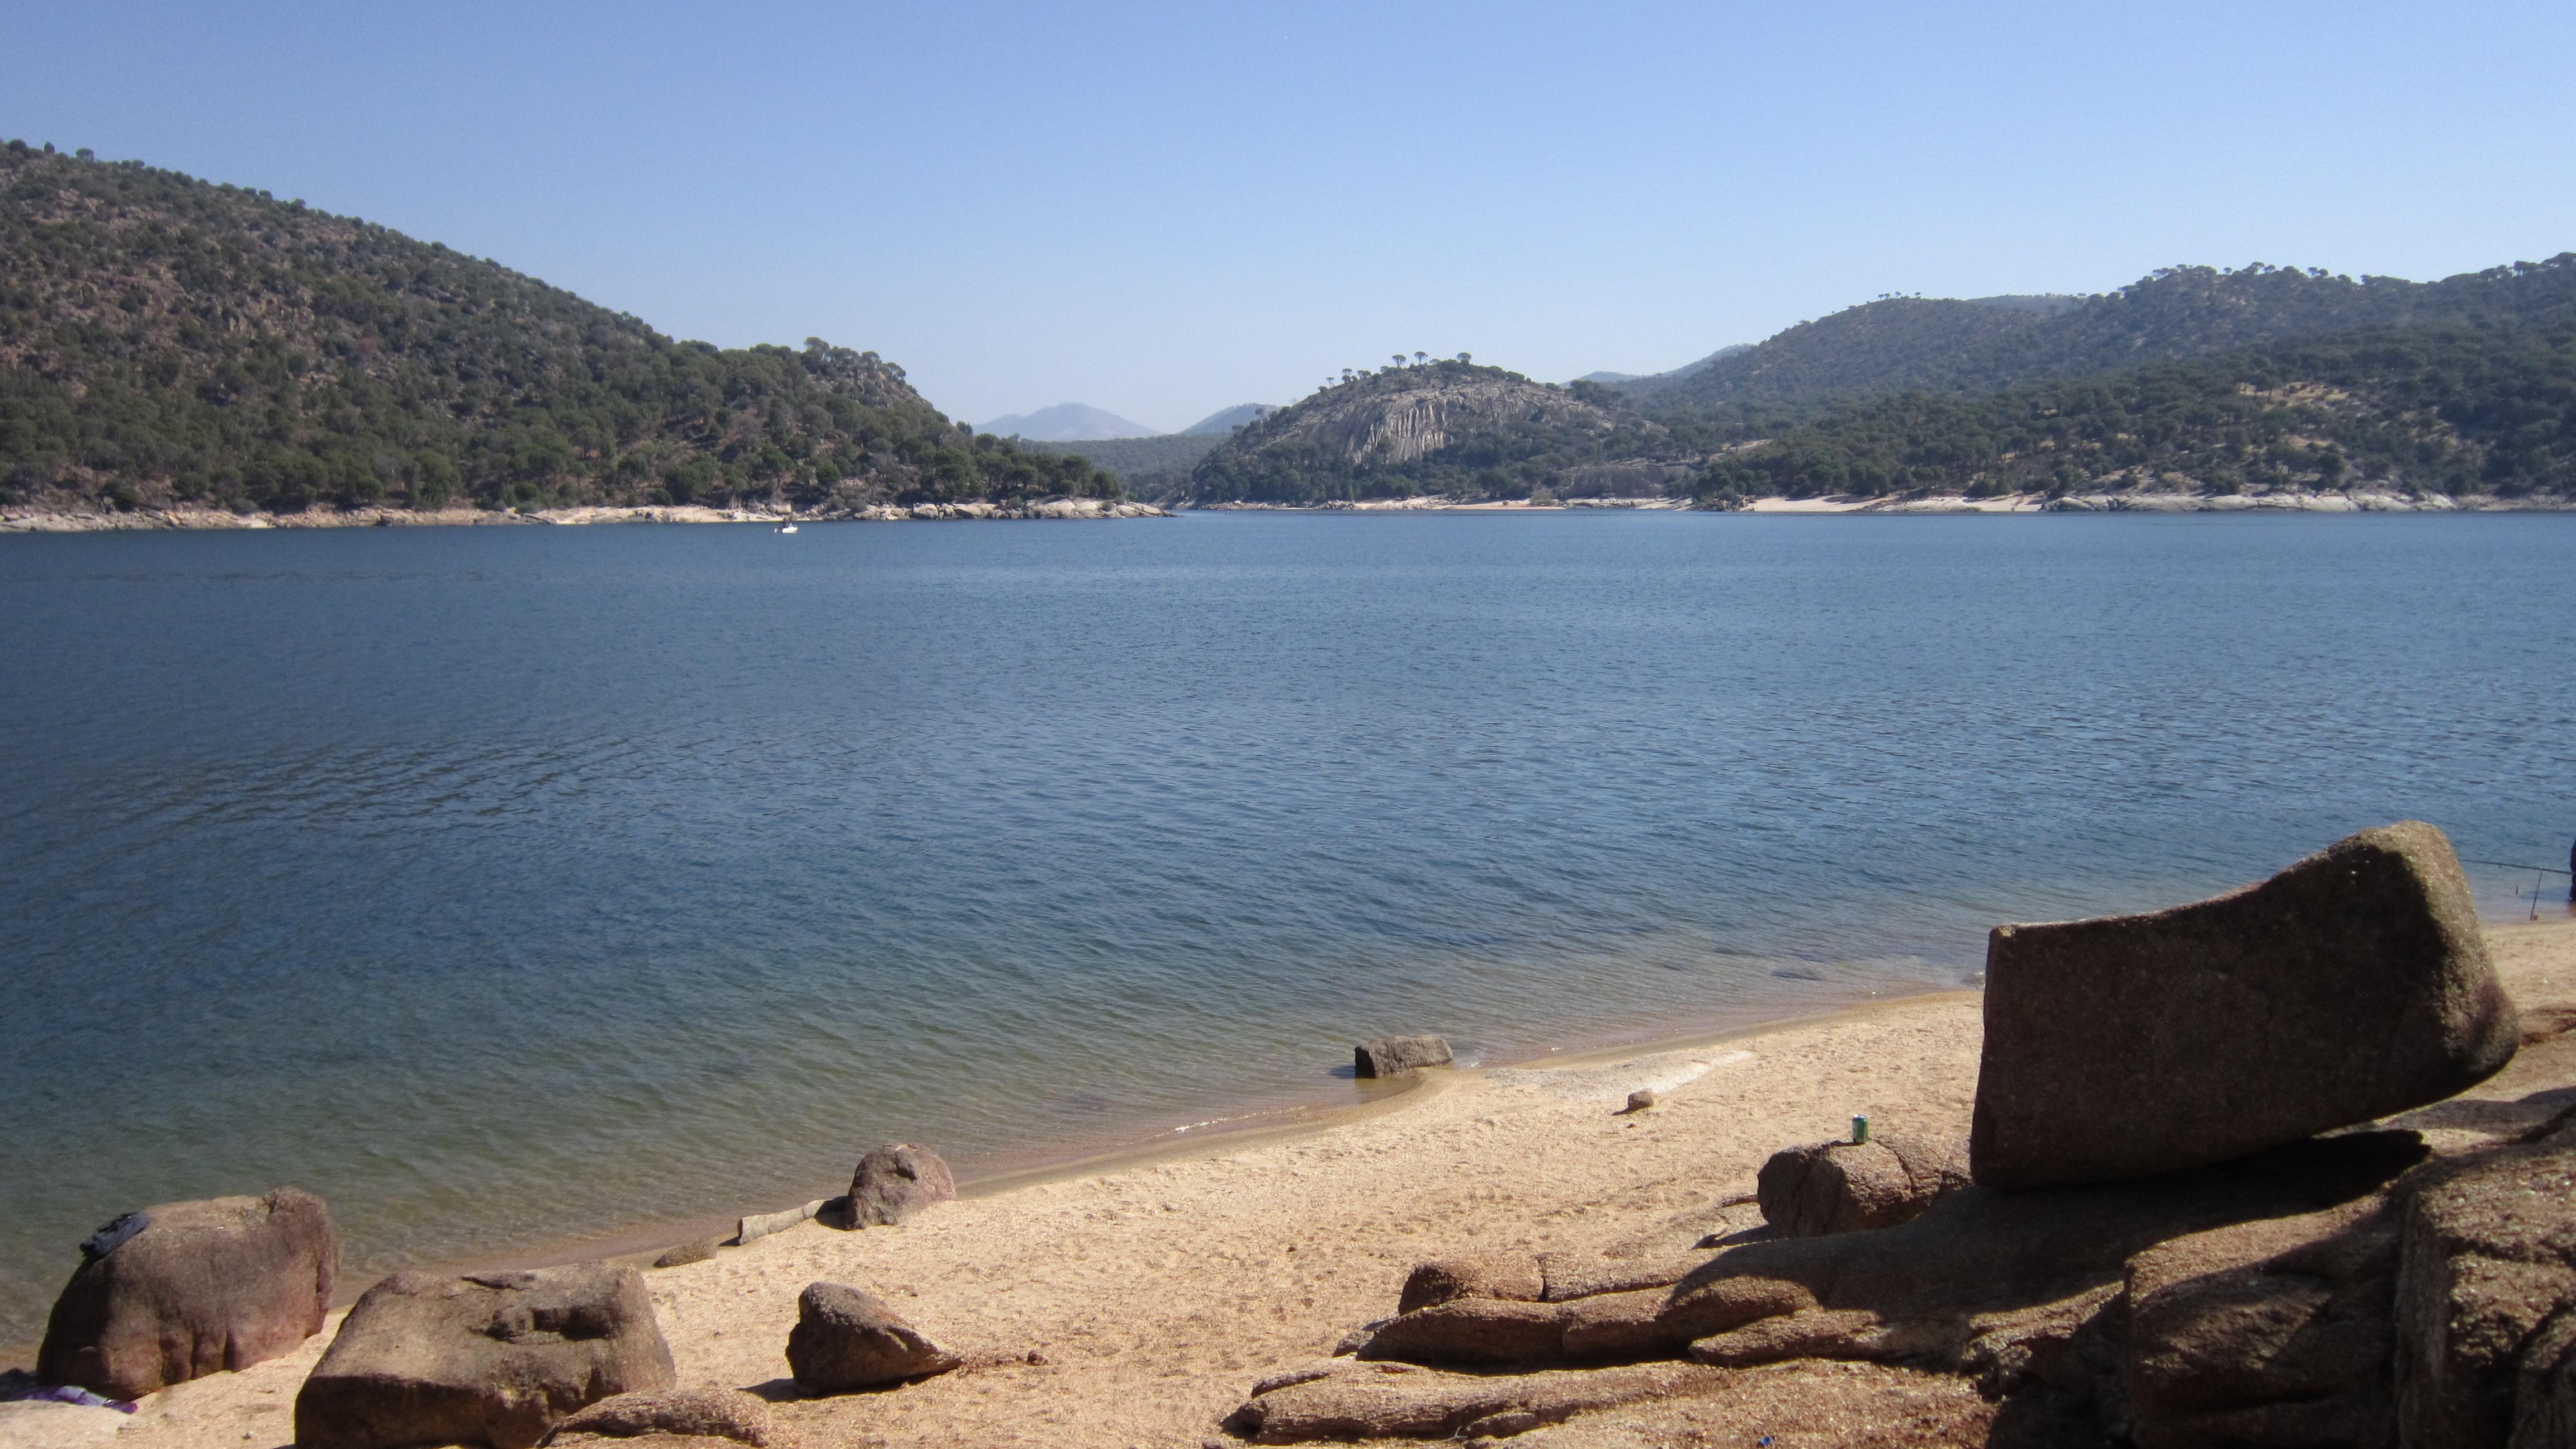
[70,913,2574,1449]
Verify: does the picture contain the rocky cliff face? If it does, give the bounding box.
[1188,362,1689,503]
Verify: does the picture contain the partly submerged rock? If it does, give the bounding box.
[543,1389,771,1447]
[784,1283,960,1394]
[1755,1134,1969,1237]
[36,1187,336,1399]
[847,1145,955,1228]
[1355,1035,1453,1078]
[1973,821,2517,1189]
[295,1265,675,1449]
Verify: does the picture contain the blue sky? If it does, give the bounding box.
[7,1,2574,432]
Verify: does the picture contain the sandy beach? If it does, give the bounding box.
[65,913,2572,1449]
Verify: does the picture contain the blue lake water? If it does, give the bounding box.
[2,510,2572,1349]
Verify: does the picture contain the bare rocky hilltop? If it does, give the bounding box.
[1182,361,1699,506]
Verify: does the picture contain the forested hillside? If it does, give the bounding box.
[1022,432,1222,495]
[1688,320,2576,503]
[1630,259,2576,419]
[0,143,1115,514]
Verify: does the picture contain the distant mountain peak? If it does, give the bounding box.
[981,403,1161,441]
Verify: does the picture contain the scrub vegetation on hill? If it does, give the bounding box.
[1626,258,2576,419]
[1687,320,2576,502]
[0,143,1116,515]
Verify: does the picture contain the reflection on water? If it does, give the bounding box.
[2,512,2570,1344]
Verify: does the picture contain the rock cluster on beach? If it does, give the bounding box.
[1229,821,2573,1447]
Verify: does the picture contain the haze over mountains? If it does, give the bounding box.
[981,401,1278,441]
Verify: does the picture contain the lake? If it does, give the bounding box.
[2,510,2570,1349]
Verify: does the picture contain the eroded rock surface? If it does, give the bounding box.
[36,1187,335,1399]
[1973,821,2516,1188]
[543,1389,771,1447]
[295,1265,675,1449]
[2395,1112,2576,1447]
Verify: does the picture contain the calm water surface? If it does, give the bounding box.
[3,512,2572,1347]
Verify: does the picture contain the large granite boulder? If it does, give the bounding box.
[295,1265,675,1449]
[36,1187,336,1399]
[784,1282,960,1394]
[1755,1134,1969,1237]
[847,1144,954,1228]
[1972,821,2517,1189]
[1355,1035,1452,1078]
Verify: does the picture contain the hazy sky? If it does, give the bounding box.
[8,1,2574,432]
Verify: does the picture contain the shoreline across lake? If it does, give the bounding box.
[8,486,2574,531]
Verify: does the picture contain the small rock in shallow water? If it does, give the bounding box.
[1355,1035,1453,1077]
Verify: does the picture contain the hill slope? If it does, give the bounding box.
[1188,361,1690,503]
[1689,318,2576,503]
[1625,262,2576,418]
[0,143,1116,515]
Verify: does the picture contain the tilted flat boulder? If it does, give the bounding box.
[295,1265,675,1449]
[1756,1133,1969,1237]
[784,1282,960,1393]
[37,1187,336,1399]
[1355,1035,1452,1077]
[847,1145,954,1228]
[1972,821,2517,1189]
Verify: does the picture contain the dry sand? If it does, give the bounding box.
[87,915,2576,1449]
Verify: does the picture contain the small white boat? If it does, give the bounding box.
[774,523,799,534]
